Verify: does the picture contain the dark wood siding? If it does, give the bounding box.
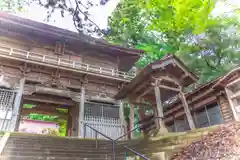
[217,94,234,122]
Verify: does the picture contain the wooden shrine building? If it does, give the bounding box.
[0,12,240,139]
[0,12,142,138]
[116,55,240,136]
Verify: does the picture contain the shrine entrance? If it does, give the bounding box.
[0,88,16,132]
[82,101,124,139]
[18,103,69,136]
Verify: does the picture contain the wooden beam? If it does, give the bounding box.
[22,100,70,109]
[164,96,217,123]
[136,87,153,102]
[23,95,75,106]
[179,92,196,129]
[133,80,150,94]
[226,77,240,88]
[158,84,180,92]
[21,109,68,119]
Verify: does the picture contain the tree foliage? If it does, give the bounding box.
[107,0,240,84]
[0,0,25,12]
[0,0,110,36]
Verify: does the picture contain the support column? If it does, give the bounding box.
[79,84,85,137]
[66,108,72,136]
[138,106,148,139]
[154,86,168,133]
[129,104,135,139]
[119,101,127,138]
[11,77,25,132]
[179,92,196,129]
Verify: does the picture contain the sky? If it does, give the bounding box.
[16,0,120,32]
[13,0,240,33]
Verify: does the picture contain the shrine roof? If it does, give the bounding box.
[0,12,143,71]
[213,66,240,89]
[115,55,198,101]
[161,65,240,112]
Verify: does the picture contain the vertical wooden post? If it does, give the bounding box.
[154,86,167,132]
[11,77,25,132]
[66,108,72,136]
[179,92,196,129]
[129,103,135,139]
[119,101,126,138]
[138,106,148,139]
[79,84,85,137]
[225,88,239,121]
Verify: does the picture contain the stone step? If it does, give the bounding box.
[4,142,126,150]
[2,150,124,158]
[0,155,125,160]
[3,146,127,154]
[8,138,112,144]
[6,141,112,148]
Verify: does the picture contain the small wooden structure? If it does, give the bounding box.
[115,55,198,136]
[116,57,240,137]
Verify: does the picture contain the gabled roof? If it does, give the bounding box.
[0,12,143,71]
[115,55,198,101]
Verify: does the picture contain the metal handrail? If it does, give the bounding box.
[83,115,155,160]
[83,123,116,160]
[84,123,114,141]
[124,145,150,160]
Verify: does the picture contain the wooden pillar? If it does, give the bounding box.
[129,104,135,139]
[154,86,167,133]
[119,101,127,138]
[179,92,196,129]
[138,106,148,138]
[11,78,25,132]
[225,88,239,121]
[66,108,72,136]
[70,105,78,137]
[79,84,85,137]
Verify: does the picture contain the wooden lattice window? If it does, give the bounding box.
[54,41,65,55]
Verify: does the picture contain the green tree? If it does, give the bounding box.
[107,0,240,84]
[0,0,25,12]
[177,17,240,84]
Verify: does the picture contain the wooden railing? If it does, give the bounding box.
[0,45,136,81]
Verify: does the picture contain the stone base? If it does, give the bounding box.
[151,152,167,160]
[150,127,168,137]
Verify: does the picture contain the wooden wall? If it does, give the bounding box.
[0,36,118,71]
[217,94,235,122]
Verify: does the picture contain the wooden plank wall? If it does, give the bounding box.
[217,94,235,122]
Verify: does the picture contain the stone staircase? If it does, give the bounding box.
[0,125,220,160]
[0,133,129,160]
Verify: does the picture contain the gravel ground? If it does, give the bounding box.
[170,122,240,160]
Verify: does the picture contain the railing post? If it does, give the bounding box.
[112,140,116,160]
[72,61,75,68]
[42,55,46,62]
[95,131,98,148]
[9,48,13,55]
[58,59,61,65]
[26,52,30,58]
[83,123,86,138]
[100,67,102,73]
[112,69,114,76]
[86,64,89,71]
